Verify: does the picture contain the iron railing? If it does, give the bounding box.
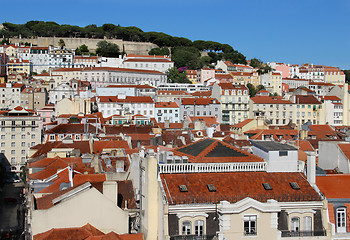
[281,230,326,237]
[170,234,217,240]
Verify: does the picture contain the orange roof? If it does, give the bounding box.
[296,140,314,152]
[316,175,350,198]
[161,172,320,205]
[231,119,254,128]
[93,140,129,153]
[328,203,335,225]
[251,96,293,104]
[74,174,107,186]
[155,102,179,108]
[219,83,247,90]
[189,116,218,126]
[33,223,143,240]
[308,125,334,131]
[98,96,154,103]
[181,97,219,105]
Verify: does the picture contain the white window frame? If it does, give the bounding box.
[244,215,257,236]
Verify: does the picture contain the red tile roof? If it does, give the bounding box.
[181,97,219,105]
[250,96,293,104]
[161,172,320,205]
[30,141,91,158]
[97,96,154,104]
[317,174,350,198]
[231,119,254,128]
[191,91,212,97]
[45,123,103,134]
[155,102,179,108]
[294,95,322,104]
[33,223,143,240]
[93,140,129,153]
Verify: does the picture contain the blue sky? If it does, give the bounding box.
[1,0,349,69]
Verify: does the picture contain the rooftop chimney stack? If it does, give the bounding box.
[307,152,316,188]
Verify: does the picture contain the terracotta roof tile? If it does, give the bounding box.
[161,172,320,205]
[317,175,350,198]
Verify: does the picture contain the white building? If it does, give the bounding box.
[155,102,180,123]
[0,83,25,110]
[251,141,299,172]
[211,83,249,125]
[122,54,174,73]
[82,67,167,89]
[177,97,221,122]
[96,95,155,118]
[320,96,343,126]
[0,107,41,172]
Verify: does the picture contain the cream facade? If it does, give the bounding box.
[31,183,129,236]
[0,108,41,172]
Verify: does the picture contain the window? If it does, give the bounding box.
[244,215,257,235]
[11,150,15,155]
[1,135,4,139]
[11,142,15,147]
[182,221,191,235]
[279,151,288,156]
[337,208,346,233]
[1,142,4,147]
[303,216,312,232]
[21,134,25,139]
[11,134,15,139]
[21,150,25,154]
[21,142,25,147]
[195,220,204,236]
[31,134,35,139]
[49,135,55,141]
[291,217,300,232]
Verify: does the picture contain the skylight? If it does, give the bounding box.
[207,184,216,192]
[290,182,300,190]
[262,183,272,190]
[179,185,188,192]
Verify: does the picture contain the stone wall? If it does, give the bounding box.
[9,37,158,55]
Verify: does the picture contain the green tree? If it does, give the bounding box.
[58,39,65,48]
[148,47,170,56]
[75,44,89,55]
[166,67,191,83]
[96,40,121,57]
[343,70,350,83]
[171,46,201,69]
[250,58,263,68]
[246,83,257,97]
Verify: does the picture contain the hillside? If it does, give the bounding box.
[1,21,247,68]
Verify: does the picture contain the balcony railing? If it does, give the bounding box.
[281,230,326,237]
[170,234,217,240]
[159,162,267,174]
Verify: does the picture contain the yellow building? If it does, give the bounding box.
[52,67,83,84]
[230,71,260,87]
[324,67,345,85]
[261,72,282,95]
[7,59,33,75]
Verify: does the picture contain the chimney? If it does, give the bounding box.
[103,181,118,206]
[307,152,316,188]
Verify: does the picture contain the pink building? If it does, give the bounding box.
[37,104,55,128]
[275,63,291,78]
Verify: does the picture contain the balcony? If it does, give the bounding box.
[281,230,326,237]
[170,235,217,240]
[159,162,267,174]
